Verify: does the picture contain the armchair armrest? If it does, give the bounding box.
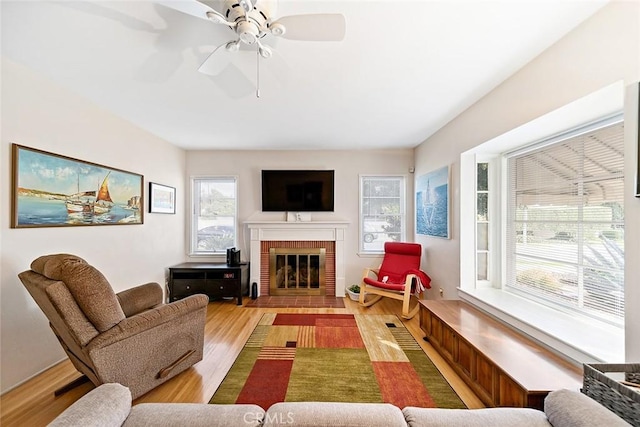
[116,282,163,317]
[362,267,380,280]
[88,294,208,351]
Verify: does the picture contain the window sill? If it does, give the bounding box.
[357,252,384,258]
[458,287,624,364]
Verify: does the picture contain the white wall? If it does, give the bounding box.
[185,149,415,288]
[413,2,640,360]
[0,59,187,392]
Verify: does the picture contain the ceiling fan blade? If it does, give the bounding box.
[155,0,232,25]
[198,41,237,76]
[272,14,346,41]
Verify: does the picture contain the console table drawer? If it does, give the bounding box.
[208,280,238,295]
[171,280,206,297]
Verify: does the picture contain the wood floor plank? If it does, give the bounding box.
[0,298,484,426]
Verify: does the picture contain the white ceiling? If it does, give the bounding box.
[1,0,608,151]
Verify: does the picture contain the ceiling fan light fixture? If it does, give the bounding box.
[269,22,286,37]
[225,40,240,52]
[258,44,272,59]
[238,0,254,13]
[237,21,259,44]
[206,11,232,26]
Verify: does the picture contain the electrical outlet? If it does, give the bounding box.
[439,288,444,297]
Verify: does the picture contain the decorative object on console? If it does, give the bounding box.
[227,247,241,266]
[11,144,143,228]
[416,165,450,238]
[359,242,431,320]
[149,182,176,214]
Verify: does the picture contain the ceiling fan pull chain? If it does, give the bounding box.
[256,48,260,98]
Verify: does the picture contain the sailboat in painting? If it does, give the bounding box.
[93,173,114,214]
[65,172,113,216]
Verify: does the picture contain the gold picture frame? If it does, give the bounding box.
[11,143,144,228]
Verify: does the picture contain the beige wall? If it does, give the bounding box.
[185,149,415,287]
[413,2,640,360]
[0,59,187,392]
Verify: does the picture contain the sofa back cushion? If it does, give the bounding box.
[31,254,125,332]
[544,389,631,427]
[264,402,407,427]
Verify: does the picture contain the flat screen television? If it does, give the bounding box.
[261,170,335,212]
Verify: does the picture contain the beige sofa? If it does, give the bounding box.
[49,383,630,427]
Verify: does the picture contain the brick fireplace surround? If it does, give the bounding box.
[246,219,349,297]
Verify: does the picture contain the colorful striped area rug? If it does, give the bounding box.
[209,313,466,410]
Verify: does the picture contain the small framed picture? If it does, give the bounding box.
[149,182,176,214]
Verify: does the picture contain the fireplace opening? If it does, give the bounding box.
[269,248,326,295]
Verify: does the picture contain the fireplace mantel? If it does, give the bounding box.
[245,218,349,297]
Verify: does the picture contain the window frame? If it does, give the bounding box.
[189,176,238,256]
[502,116,625,325]
[358,174,407,255]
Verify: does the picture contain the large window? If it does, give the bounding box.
[360,175,406,253]
[505,119,625,324]
[191,177,237,255]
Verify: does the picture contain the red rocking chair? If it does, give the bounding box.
[358,242,431,319]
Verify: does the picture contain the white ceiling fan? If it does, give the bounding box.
[157,0,346,91]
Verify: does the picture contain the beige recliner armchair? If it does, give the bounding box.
[18,254,209,400]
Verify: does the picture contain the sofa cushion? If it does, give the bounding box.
[544,389,631,427]
[123,403,264,427]
[403,407,552,427]
[263,402,407,427]
[32,254,125,332]
[48,383,131,427]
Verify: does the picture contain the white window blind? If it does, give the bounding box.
[505,119,624,324]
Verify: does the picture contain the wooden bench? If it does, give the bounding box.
[419,299,582,410]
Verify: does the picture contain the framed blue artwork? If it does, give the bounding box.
[416,165,450,238]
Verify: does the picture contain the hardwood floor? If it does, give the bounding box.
[0,297,484,426]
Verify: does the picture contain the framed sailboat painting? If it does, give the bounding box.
[416,165,450,239]
[11,144,144,228]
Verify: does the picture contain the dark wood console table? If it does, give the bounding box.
[168,262,249,305]
[419,299,582,410]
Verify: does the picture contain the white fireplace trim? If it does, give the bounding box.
[245,220,349,297]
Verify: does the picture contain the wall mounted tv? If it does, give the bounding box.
[261,170,335,212]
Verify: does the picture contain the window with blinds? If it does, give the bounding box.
[505,119,624,325]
